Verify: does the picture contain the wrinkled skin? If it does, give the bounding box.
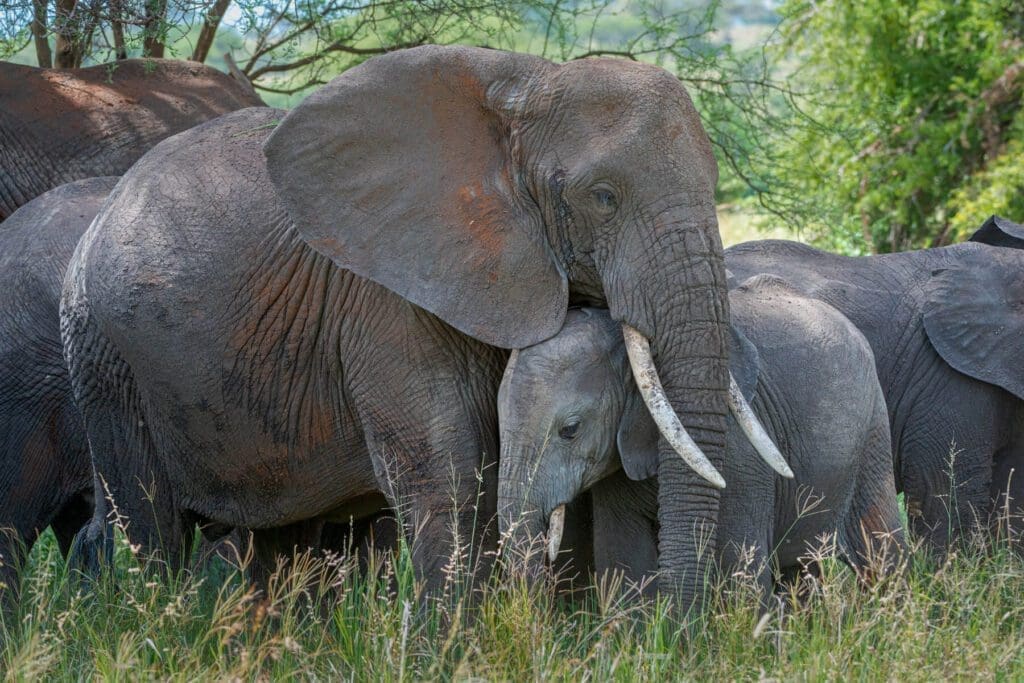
[0,177,118,604]
[498,279,905,599]
[726,228,1024,551]
[61,46,729,600]
[0,59,263,221]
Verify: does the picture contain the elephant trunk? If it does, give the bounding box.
[605,194,731,611]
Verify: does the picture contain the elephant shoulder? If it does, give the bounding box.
[922,245,1024,401]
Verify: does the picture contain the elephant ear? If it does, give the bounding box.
[263,46,568,349]
[617,324,758,481]
[922,252,1024,401]
[728,324,760,401]
[616,385,660,482]
[968,215,1024,249]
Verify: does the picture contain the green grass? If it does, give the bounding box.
[2,522,1023,680]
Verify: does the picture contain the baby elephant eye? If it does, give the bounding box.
[559,421,581,440]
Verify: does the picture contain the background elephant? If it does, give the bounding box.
[61,45,742,603]
[0,176,118,603]
[0,58,264,221]
[725,220,1024,551]
[497,278,905,598]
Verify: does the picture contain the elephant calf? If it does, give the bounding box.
[498,276,905,596]
[726,225,1024,551]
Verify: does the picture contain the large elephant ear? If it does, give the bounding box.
[922,251,1024,401]
[617,324,758,481]
[968,215,1024,249]
[263,46,568,349]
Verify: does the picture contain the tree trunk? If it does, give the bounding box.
[190,0,230,63]
[110,0,126,59]
[53,0,78,67]
[31,0,52,68]
[143,0,167,58]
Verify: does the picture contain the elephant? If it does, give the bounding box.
[725,220,1024,551]
[497,277,905,599]
[0,58,264,221]
[0,176,119,603]
[60,45,780,603]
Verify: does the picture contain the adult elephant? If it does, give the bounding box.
[0,176,118,603]
[726,220,1024,551]
[62,46,775,603]
[0,58,264,221]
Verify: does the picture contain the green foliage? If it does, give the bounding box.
[769,0,1024,253]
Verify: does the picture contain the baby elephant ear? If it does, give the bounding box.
[969,215,1024,249]
[263,46,568,349]
[616,386,659,482]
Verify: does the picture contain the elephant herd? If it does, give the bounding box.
[0,46,1022,615]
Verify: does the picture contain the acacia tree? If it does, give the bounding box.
[770,0,1024,253]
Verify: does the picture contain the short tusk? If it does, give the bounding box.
[728,375,794,479]
[621,324,726,489]
[547,505,566,563]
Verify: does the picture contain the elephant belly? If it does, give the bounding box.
[152,399,379,529]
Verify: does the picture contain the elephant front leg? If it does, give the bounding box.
[358,410,499,595]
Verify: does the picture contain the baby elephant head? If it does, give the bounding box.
[497,308,790,566]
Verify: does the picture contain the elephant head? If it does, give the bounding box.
[262,45,780,604]
[496,308,788,570]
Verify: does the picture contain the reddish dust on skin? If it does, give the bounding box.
[1,59,262,153]
[456,182,508,283]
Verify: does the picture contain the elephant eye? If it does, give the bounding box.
[591,187,618,215]
[559,421,581,440]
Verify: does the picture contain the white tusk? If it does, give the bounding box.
[728,375,794,479]
[547,505,566,563]
[621,324,726,489]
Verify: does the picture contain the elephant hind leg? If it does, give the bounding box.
[841,404,906,584]
[65,326,192,577]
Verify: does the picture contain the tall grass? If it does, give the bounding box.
[2,517,1023,680]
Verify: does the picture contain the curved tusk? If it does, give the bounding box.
[547,505,566,563]
[621,324,726,490]
[728,375,794,479]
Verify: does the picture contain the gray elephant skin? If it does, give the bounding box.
[726,223,1024,551]
[0,58,264,221]
[61,46,737,602]
[497,277,905,597]
[0,177,119,602]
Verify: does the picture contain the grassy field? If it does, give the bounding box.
[2,518,1023,680]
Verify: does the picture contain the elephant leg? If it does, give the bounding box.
[989,439,1024,544]
[590,473,659,597]
[843,404,906,583]
[51,492,93,558]
[248,519,325,591]
[356,398,500,593]
[67,331,192,577]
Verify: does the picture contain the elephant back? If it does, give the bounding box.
[0,59,264,220]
